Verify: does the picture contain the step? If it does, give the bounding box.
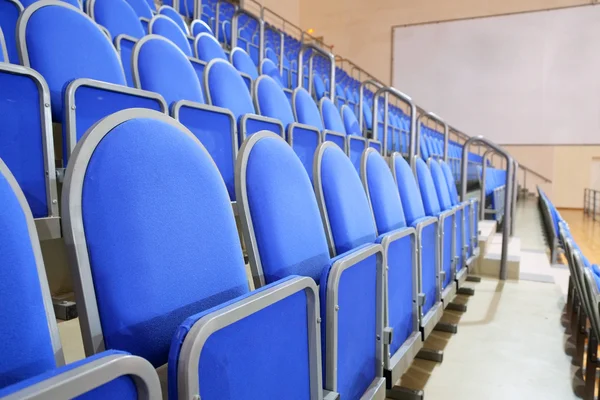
[478,234,522,280]
[477,220,497,256]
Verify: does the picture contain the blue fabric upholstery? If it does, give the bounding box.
[206,59,254,120]
[21,0,81,8]
[294,88,324,130]
[0,69,49,218]
[124,0,152,20]
[169,276,312,400]
[242,135,330,283]
[194,32,227,62]
[0,350,137,399]
[0,168,55,388]
[0,0,21,64]
[440,161,459,205]
[416,158,441,216]
[393,156,426,225]
[22,3,126,120]
[149,15,192,56]
[260,58,284,88]
[255,76,295,128]
[430,160,453,211]
[191,19,213,37]
[92,0,144,40]
[134,36,204,106]
[230,47,258,81]
[81,118,248,367]
[342,105,362,136]
[322,249,379,400]
[318,145,377,254]
[158,5,189,35]
[365,150,407,233]
[321,98,346,134]
[313,74,326,100]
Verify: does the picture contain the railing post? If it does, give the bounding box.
[594,190,597,221]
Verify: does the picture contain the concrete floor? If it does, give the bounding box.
[57,197,581,399]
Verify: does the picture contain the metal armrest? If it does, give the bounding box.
[240,114,285,142]
[0,352,161,400]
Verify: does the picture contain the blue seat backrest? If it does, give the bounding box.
[260,58,284,88]
[206,59,254,120]
[440,161,460,205]
[0,67,52,219]
[230,47,258,81]
[75,115,248,367]
[133,35,204,107]
[320,97,345,134]
[0,161,57,388]
[342,105,362,136]
[191,19,213,37]
[149,15,192,56]
[91,0,144,40]
[19,2,126,121]
[195,32,227,63]
[293,87,324,130]
[241,134,331,283]
[124,0,152,20]
[317,144,377,254]
[254,75,295,127]
[420,136,429,160]
[430,160,453,211]
[416,158,441,216]
[158,5,189,35]
[364,149,407,234]
[0,0,22,64]
[21,0,81,8]
[393,155,426,226]
[313,74,326,100]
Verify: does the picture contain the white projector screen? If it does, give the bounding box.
[392,5,600,145]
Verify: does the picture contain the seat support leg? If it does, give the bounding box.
[386,387,424,400]
[53,298,78,321]
[434,322,457,334]
[585,332,598,400]
[457,287,475,296]
[446,302,467,312]
[416,348,443,363]
[466,275,481,282]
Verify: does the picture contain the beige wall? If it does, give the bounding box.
[260,0,301,27]
[299,0,590,83]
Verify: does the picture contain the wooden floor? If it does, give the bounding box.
[560,209,600,261]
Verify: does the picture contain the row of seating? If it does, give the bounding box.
[478,166,508,222]
[543,188,600,400]
[0,104,480,398]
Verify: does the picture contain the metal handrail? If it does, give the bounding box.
[416,112,449,162]
[461,137,515,280]
[298,43,335,99]
[232,8,263,63]
[520,164,551,183]
[358,79,384,134]
[372,86,416,159]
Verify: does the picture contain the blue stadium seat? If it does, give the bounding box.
[191,18,213,36]
[230,47,258,80]
[392,154,443,338]
[20,0,82,8]
[0,0,22,64]
[0,157,161,399]
[254,75,321,180]
[341,104,381,154]
[260,58,292,101]
[123,0,153,33]
[62,109,322,400]
[18,1,166,165]
[158,5,190,35]
[88,0,145,87]
[236,131,385,400]
[321,98,367,172]
[133,35,238,200]
[149,14,192,57]
[293,87,346,151]
[424,159,459,305]
[204,59,283,145]
[361,147,422,386]
[0,64,59,238]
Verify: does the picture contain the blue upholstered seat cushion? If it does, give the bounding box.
[195,33,227,62]
[206,59,254,120]
[231,47,259,81]
[93,0,144,40]
[0,170,55,388]
[321,98,346,134]
[150,15,192,56]
[294,88,324,130]
[81,118,248,367]
[416,158,441,217]
[430,160,453,211]
[255,76,295,128]
[393,155,426,225]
